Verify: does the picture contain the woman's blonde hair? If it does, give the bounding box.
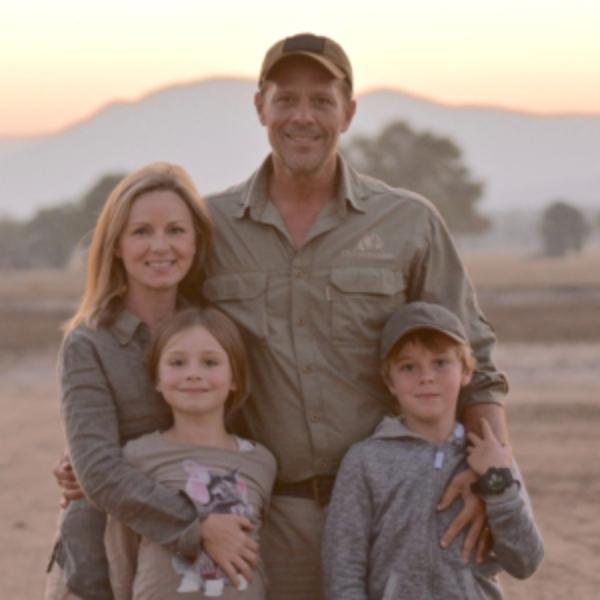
[65,162,212,332]
[147,307,249,429]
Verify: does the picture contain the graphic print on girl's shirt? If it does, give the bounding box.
[172,460,253,596]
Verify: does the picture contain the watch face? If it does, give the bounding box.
[486,469,508,492]
[472,467,514,495]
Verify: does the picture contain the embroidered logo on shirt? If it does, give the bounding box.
[356,233,384,252]
[342,232,393,260]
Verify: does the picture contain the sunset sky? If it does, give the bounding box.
[3,0,600,137]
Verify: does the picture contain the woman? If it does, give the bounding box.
[46,163,256,599]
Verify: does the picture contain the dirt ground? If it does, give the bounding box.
[1,255,599,598]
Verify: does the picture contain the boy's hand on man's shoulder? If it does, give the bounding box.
[466,418,513,476]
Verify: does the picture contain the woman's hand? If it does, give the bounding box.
[199,514,258,589]
[52,450,84,508]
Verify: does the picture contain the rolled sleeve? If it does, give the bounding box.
[408,209,508,410]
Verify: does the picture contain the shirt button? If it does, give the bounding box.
[295,269,305,278]
[297,318,305,327]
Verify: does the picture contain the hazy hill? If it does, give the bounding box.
[1,78,599,218]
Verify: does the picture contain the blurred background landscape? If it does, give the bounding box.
[2,76,599,600]
[2,1,600,597]
[2,79,600,262]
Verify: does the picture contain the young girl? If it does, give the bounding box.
[105,307,276,600]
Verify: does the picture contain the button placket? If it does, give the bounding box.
[290,250,331,474]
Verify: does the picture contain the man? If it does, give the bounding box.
[202,33,509,600]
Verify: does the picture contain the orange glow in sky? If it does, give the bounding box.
[2,0,600,136]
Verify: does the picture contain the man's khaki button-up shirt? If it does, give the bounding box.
[205,156,507,483]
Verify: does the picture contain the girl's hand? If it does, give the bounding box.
[52,450,84,508]
[199,514,258,589]
[466,418,513,476]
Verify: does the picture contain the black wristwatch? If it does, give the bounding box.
[471,467,515,496]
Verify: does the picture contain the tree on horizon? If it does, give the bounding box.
[343,120,490,235]
[539,200,591,257]
[0,173,124,268]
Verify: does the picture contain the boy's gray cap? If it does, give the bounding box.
[380,302,468,359]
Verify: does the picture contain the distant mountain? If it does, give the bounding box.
[1,78,599,219]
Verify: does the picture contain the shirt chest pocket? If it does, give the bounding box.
[328,266,406,345]
[203,273,268,341]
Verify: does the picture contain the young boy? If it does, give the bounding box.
[323,302,543,600]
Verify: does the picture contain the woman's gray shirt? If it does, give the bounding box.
[55,311,201,600]
[322,417,544,600]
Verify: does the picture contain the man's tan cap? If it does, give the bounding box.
[259,33,353,90]
[380,302,469,360]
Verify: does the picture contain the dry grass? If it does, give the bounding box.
[2,250,600,353]
[1,249,598,301]
[2,249,599,299]
[462,250,600,343]
[0,268,83,300]
[1,254,600,598]
[492,343,600,600]
[463,248,600,289]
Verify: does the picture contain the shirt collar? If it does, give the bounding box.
[337,153,367,213]
[110,310,146,346]
[373,416,465,447]
[234,156,271,220]
[234,153,367,220]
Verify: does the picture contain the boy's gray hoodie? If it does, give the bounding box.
[322,417,543,600]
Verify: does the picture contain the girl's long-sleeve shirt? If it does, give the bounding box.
[105,432,276,600]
